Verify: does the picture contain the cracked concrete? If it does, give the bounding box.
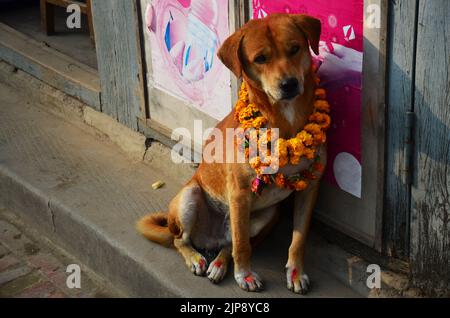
[0,209,122,298]
[47,201,56,233]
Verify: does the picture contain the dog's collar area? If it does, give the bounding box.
[234,67,331,195]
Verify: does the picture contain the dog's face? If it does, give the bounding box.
[218,14,321,103]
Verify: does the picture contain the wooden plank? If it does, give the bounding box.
[315,0,389,250]
[228,1,240,106]
[91,0,146,130]
[410,0,449,294]
[384,0,418,258]
[45,0,89,13]
[229,0,251,106]
[0,22,100,110]
[40,0,56,35]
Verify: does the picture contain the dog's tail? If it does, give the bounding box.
[136,212,173,247]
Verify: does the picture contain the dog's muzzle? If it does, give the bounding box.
[279,77,300,100]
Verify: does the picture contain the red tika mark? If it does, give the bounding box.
[214,261,223,268]
[291,268,298,281]
[198,258,206,268]
[313,162,325,173]
[244,275,255,283]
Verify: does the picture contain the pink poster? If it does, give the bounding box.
[253,0,364,198]
[144,0,231,120]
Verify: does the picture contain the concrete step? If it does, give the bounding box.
[0,80,363,297]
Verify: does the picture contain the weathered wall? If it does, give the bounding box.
[385,0,418,259]
[409,0,449,296]
[386,0,449,295]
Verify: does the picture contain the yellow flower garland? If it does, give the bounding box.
[234,75,331,194]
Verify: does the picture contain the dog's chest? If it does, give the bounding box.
[251,158,312,211]
[252,186,293,211]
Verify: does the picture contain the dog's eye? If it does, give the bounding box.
[254,55,267,65]
[290,45,301,55]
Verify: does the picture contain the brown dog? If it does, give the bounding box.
[137,14,325,294]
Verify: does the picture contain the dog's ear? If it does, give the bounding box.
[218,29,245,78]
[290,14,321,55]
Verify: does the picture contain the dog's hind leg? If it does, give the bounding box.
[174,238,208,276]
[207,246,231,283]
[172,180,208,276]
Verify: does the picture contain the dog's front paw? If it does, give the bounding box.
[207,260,227,284]
[235,270,263,292]
[286,266,310,294]
[188,254,208,276]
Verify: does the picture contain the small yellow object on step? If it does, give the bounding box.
[151,181,165,190]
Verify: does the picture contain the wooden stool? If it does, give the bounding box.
[40,0,95,45]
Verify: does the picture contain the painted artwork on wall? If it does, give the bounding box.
[253,0,364,198]
[144,0,231,120]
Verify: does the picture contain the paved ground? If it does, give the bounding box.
[0,209,120,298]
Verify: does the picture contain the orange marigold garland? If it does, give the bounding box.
[235,69,331,195]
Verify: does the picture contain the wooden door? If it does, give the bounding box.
[386,0,449,293]
[409,0,449,293]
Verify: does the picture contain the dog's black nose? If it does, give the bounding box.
[279,77,299,99]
